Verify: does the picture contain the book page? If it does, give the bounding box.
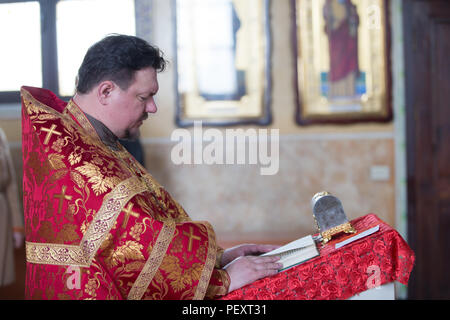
[261,235,315,257]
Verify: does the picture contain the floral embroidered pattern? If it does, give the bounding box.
[221,214,415,300]
[104,240,145,268]
[26,176,148,267]
[75,161,121,196]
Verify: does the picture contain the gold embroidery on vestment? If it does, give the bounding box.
[21,89,63,118]
[75,161,121,196]
[66,100,99,139]
[121,203,139,228]
[127,221,176,300]
[26,241,88,266]
[104,240,145,268]
[205,270,230,298]
[48,153,66,170]
[193,221,217,300]
[26,176,148,267]
[80,176,147,262]
[183,226,201,252]
[53,185,73,214]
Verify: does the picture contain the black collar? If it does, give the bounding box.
[84,112,120,151]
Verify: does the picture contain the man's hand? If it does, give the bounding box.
[220,244,281,267]
[223,255,282,293]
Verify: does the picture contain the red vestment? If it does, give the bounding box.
[22,86,229,300]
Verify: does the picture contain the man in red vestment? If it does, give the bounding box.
[22,34,281,300]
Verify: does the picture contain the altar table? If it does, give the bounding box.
[220,214,415,300]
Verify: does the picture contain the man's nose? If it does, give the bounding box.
[146,99,157,113]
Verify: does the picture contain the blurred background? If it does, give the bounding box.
[0,0,448,299]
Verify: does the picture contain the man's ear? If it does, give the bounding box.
[97,81,115,105]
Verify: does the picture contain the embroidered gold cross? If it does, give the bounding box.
[41,124,62,145]
[53,185,73,214]
[183,226,201,252]
[121,203,139,228]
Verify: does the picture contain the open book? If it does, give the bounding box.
[261,235,319,272]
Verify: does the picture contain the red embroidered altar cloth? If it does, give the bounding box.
[220,214,415,300]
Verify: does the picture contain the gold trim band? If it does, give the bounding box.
[193,221,217,300]
[26,242,89,267]
[66,100,99,139]
[127,221,176,300]
[81,176,147,264]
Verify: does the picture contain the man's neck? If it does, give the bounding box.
[72,94,119,151]
[83,112,120,151]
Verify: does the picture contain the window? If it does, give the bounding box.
[0,0,136,103]
[0,1,42,97]
[56,0,135,96]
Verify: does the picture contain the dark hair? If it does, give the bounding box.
[76,34,167,94]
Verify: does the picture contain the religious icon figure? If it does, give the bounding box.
[323,0,360,98]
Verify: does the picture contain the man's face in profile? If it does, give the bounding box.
[108,67,159,140]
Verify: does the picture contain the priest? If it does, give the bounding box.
[22,34,281,300]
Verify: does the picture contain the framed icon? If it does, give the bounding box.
[174,0,272,127]
[292,0,392,125]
